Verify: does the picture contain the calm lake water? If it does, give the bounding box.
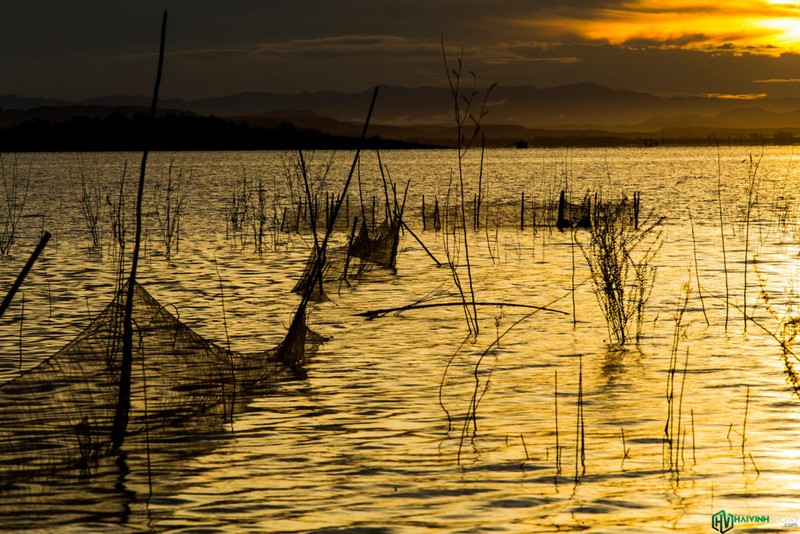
[2,146,800,532]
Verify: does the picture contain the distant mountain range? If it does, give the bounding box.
[4,83,800,146]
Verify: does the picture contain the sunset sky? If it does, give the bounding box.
[4,1,800,101]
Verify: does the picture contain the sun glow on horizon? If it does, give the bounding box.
[760,16,800,50]
[521,1,800,55]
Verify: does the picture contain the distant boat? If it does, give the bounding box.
[515,139,529,149]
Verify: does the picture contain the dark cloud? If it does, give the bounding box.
[251,35,440,59]
[3,1,800,100]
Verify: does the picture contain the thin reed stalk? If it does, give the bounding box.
[107,162,129,258]
[0,153,31,256]
[78,161,103,249]
[676,347,689,473]
[715,138,730,330]
[742,153,762,332]
[571,226,577,328]
[18,291,24,371]
[688,210,709,326]
[452,290,571,464]
[139,336,154,495]
[574,354,585,483]
[475,133,485,230]
[214,256,236,424]
[299,87,379,306]
[483,205,496,264]
[441,39,494,339]
[298,151,324,297]
[691,409,697,466]
[555,369,561,475]
[155,160,186,261]
[665,280,690,473]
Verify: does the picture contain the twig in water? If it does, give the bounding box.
[357,300,566,320]
[439,336,471,433]
[691,409,697,466]
[456,296,569,464]
[749,452,760,477]
[520,433,530,461]
[742,385,750,455]
[621,428,630,470]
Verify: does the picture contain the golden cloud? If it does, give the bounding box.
[704,92,769,99]
[514,0,800,55]
[753,77,800,82]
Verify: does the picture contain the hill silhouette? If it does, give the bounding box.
[6,83,800,129]
[3,83,800,150]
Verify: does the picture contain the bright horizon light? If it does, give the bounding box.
[521,0,800,55]
[761,16,800,50]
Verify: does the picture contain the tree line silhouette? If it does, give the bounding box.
[0,110,425,151]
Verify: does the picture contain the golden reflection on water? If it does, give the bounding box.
[2,148,800,531]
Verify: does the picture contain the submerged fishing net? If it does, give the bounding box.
[0,282,322,482]
[293,218,401,300]
[557,191,592,230]
[418,190,642,231]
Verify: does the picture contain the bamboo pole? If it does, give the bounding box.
[401,220,441,267]
[0,231,51,319]
[112,10,167,450]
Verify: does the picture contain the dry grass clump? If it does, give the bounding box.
[0,154,31,257]
[580,199,664,345]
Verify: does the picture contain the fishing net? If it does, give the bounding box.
[0,282,322,482]
[418,191,641,231]
[293,218,401,300]
[557,190,592,230]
